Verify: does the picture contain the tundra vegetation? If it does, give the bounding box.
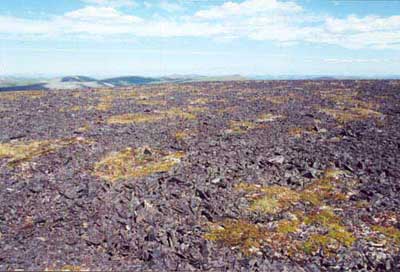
[0,80,399,271]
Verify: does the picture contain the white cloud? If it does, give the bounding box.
[0,0,399,50]
[194,0,302,19]
[64,6,142,23]
[324,58,381,64]
[325,15,400,33]
[81,0,136,7]
[159,1,185,12]
[143,2,153,8]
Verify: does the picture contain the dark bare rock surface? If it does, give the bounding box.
[0,80,399,271]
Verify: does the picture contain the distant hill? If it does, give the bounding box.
[0,74,250,91]
[0,83,47,92]
[184,75,247,82]
[61,76,97,82]
[100,76,159,86]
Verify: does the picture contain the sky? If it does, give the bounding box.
[0,0,399,77]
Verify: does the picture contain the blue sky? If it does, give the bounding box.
[0,0,399,77]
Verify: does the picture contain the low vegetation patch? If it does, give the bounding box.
[236,169,347,213]
[264,96,291,104]
[244,185,300,214]
[372,225,400,245]
[226,120,257,134]
[135,99,167,106]
[256,113,283,122]
[321,107,383,123]
[318,91,384,123]
[94,146,185,182]
[0,90,44,100]
[174,129,197,141]
[107,113,164,124]
[207,169,355,257]
[0,137,90,167]
[205,219,264,255]
[46,265,89,271]
[302,208,356,255]
[107,108,196,125]
[189,98,209,105]
[288,126,321,138]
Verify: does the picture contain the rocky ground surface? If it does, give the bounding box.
[0,80,399,271]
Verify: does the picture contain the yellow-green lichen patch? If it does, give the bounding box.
[264,96,291,104]
[0,137,91,167]
[300,177,347,206]
[0,90,44,101]
[189,98,209,105]
[46,265,89,271]
[276,219,301,234]
[320,107,383,124]
[90,95,114,111]
[94,147,185,182]
[288,126,319,138]
[135,98,167,106]
[212,170,358,257]
[323,92,377,110]
[186,106,207,113]
[226,121,258,135]
[217,106,240,114]
[174,129,197,141]
[107,108,196,125]
[59,105,82,112]
[236,184,300,214]
[204,219,264,255]
[94,102,112,111]
[301,208,356,255]
[237,169,347,211]
[323,168,346,179]
[372,225,400,245]
[107,113,164,124]
[163,108,197,120]
[256,113,283,122]
[77,123,91,132]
